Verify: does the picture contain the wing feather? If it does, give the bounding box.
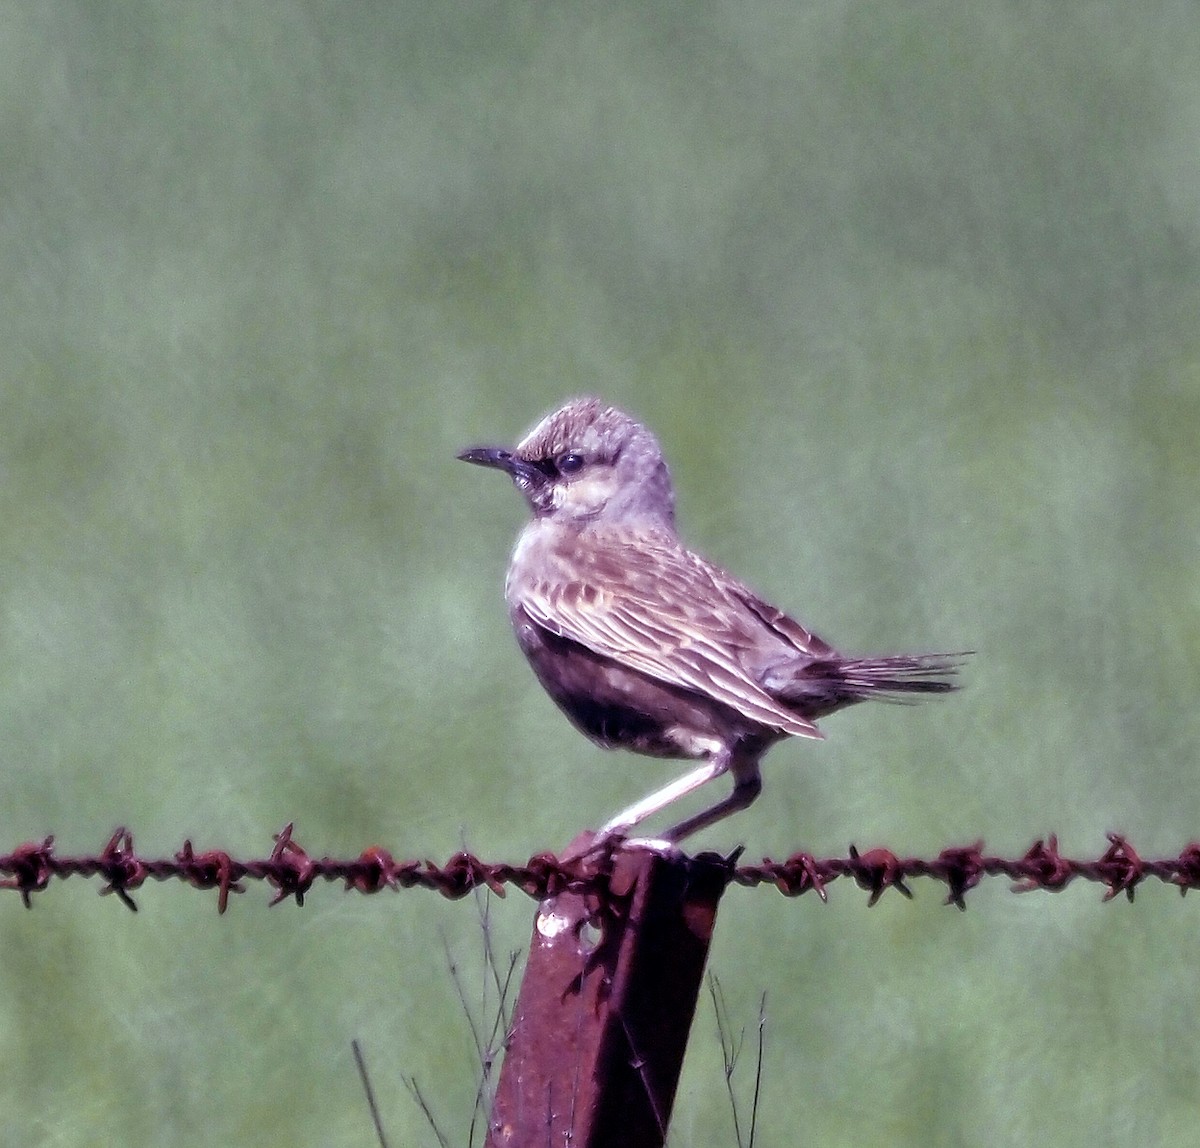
[515,528,824,739]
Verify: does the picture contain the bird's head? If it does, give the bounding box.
[458,396,676,527]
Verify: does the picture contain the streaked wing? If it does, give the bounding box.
[514,526,825,739]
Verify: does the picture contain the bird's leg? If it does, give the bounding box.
[661,763,762,843]
[598,755,731,840]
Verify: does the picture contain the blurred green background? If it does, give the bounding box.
[2,3,1198,1145]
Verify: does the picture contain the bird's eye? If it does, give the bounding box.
[557,452,585,475]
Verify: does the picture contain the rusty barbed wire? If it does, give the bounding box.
[1,824,1196,913]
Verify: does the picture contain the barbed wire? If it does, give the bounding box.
[1,824,1195,913]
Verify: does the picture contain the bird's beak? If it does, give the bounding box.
[457,445,515,471]
[457,445,545,487]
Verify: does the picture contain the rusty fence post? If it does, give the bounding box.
[486,837,732,1148]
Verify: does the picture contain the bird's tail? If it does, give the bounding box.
[769,652,968,713]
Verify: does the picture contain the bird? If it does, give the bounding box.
[458,396,965,845]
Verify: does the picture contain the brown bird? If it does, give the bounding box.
[459,397,965,844]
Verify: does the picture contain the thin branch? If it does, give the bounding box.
[402,1076,452,1148]
[709,974,749,1148]
[749,992,766,1148]
[351,1039,390,1148]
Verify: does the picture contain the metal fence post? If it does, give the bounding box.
[486,837,731,1148]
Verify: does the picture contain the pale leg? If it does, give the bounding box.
[598,758,729,838]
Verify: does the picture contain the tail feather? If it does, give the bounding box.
[769,651,969,712]
[823,653,967,702]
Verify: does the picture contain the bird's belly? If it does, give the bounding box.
[514,619,766,760]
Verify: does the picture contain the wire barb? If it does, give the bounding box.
[3,827,1199,911]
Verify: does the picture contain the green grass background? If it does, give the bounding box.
[2,3,1199,1145]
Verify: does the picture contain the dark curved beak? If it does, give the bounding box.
[457,445,517,471]
[457,445,546,489]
